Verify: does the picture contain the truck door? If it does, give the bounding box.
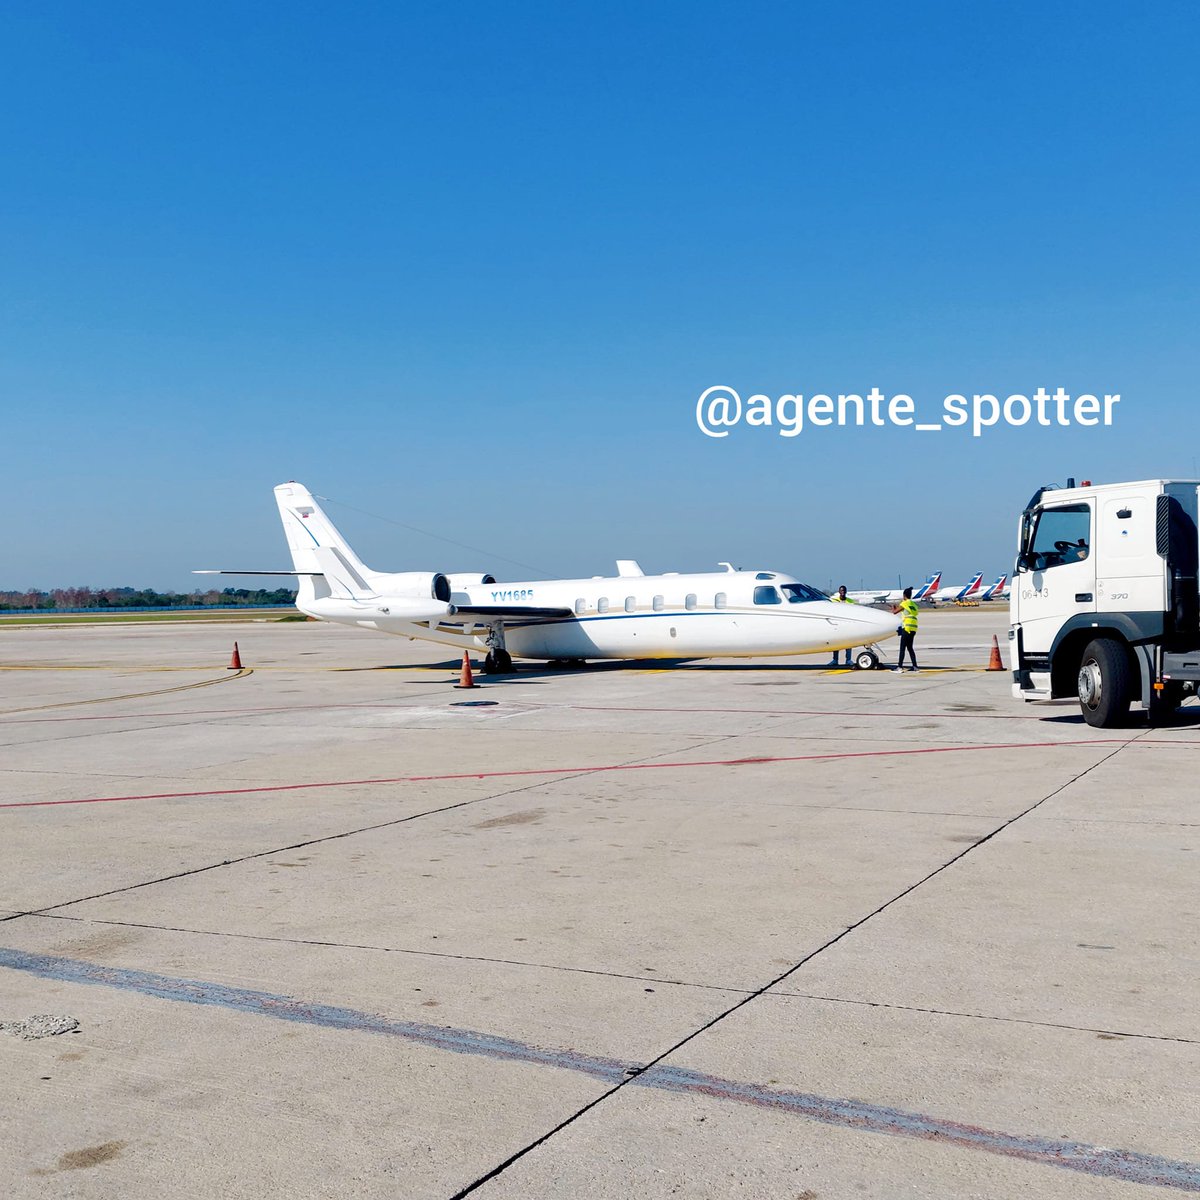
[1014,501,1096,655]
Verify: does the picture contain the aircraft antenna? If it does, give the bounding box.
[312,495,548,576]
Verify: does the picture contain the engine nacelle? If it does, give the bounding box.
[374,597,458,621]
[444,573,497,590]
[374,571,453,602]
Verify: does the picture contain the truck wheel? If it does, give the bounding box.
[1077,638,1132,728]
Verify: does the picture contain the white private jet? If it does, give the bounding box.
[199,483,898,671]
[847,572,942,606]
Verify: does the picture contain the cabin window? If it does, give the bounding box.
[714,592,727,609]
[574,597,587,615]
[625,596,636,612]
[753,586,782,605]
[685,593,697,610]
[653,595,665,611]
[597,597,609,614]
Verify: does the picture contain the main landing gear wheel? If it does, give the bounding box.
[855,649,880,671]
[484,648,514,674]
[1077,637,1132,728]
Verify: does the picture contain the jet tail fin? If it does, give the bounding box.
[914,571,942,600]
[274,482,378,601]
[960,572,985,599]
[982,573,1007,600]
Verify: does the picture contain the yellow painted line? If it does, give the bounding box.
[0,664,448,674]
[820,666,995,676]
[0,665,229,672]
[0,669,255,715]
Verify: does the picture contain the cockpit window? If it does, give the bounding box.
[780,582,826,603]
[753,585,782,605]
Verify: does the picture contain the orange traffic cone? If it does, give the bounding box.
[454,651,476,689]
[986,635,1004,672]
[228,642,243,670]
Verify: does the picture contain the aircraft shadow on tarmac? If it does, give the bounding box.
[372,659,898,681]
[460,661,978,679]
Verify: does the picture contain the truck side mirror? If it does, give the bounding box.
[1016,552,1032,572]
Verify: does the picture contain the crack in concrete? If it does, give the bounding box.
[25,912,1193,1047]
[446,733,1153,1198]
[765,989,1199,1045]
[0,735,740,922]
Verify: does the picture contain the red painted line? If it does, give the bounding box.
[0,700,1051,724]
[0,739,1132,810]
[1125,739,1200,747]
[558,702,1045,721]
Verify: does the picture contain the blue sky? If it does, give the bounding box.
[2,2,1197,591]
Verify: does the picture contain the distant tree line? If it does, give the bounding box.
[0,586,298,612]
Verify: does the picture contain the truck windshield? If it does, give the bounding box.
[780,583,826,603]
[1028,504,1091,569]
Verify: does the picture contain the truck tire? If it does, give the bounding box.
[1077,638,1132,728]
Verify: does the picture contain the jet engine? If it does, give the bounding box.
[372,571,456,621]
[444,573,497,590]
[373,571,453,602]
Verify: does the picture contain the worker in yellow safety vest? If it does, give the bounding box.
[828,584,857,666]
[892,586,920,672]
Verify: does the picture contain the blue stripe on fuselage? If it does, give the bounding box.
[503,607,836,630]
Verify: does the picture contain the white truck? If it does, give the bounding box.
[1010,477,1200,727]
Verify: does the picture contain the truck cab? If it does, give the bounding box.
[1011,479,1200,726]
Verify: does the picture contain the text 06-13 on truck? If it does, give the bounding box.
[1011,478,1200,727]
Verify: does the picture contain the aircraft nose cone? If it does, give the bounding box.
[814,600,896,644]
[855,605,899,642]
